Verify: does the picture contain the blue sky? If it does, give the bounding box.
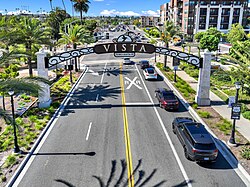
[0,0,169,17]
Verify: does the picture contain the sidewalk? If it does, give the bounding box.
[155,55,250,142]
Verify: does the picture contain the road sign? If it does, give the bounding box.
[173,57,180,66]
[114,53,135,57]
[231,103,241,120]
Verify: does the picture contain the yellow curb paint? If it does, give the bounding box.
[120,63,134,187]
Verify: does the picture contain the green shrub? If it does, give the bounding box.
[241,103,249,113]
[241,146,250,160]
[192,103,198,109]
[242,111,250,120]
[0,175,7,182]
[29,115,38,123]
[15,118,24,126]
[3,154,16,168]
[25,134,32,142]
[197,111,211,118]
[35,123,43,130]
[51,101,61,108]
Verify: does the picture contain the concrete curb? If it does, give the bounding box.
[154,66,250,186]
[6,66,88,187]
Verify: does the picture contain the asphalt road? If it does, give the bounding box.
[10,31,247,187]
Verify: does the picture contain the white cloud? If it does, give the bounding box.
[141,10,160,17]
[100,9,140,16]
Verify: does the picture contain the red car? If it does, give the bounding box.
[155,88,179,111]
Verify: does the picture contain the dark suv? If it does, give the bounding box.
[155,88,179,111]
[139,60,150,69]
[172,117,218,163]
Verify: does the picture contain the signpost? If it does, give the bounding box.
[231,103,241,120]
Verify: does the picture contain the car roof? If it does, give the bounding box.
[184,123,214,144]
[140,60,149,63]
[145,67,154,71]
[157,88,173,94]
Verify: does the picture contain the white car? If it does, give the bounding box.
[143,67,157,80]
[123,58,131,65]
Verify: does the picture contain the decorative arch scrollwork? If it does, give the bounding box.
[155,47,202,68]
[45,47,94,68]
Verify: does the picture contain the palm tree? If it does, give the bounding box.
[58,24,92,71]
[14,17,51,77]
[161,21,179,67]
[49,0,53,10]
[72,0,90,25]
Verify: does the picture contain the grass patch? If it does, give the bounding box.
[241,146,250,160]
[197,111,211,118]
[215,119,232,135]
[3,154,17,168]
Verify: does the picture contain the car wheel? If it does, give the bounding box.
[172,124,176,134]
[184,147,191,160]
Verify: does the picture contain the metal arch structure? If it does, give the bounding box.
[44,34,202,69]
[155,47,202,68]
[45,47,94,68]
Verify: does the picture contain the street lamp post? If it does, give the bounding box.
[8,90,20,153]
[228,82,241,146]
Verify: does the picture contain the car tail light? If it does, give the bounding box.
[146,73,149,76]
[163,101,167,105]
[175,101,179,105]
[192,148,197,153]
[213,149,218,156]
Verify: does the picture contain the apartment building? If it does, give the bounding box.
[160,0,249,38]
[140,16,160,27]
[160,3,169,24]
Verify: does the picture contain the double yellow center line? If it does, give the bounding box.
[119,63,134,187]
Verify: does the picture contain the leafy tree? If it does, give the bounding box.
[194,32,205,42]
[133,19,140,27]
[72,0,90,25]
[84,19,97,33]
[161,21,179,67]
[199,35,219,52]
[46,7,71,40]
[229,40,250,60]
[14,17,52,77]
[227,23,246,44]
[222,41,250,94]
[206,27,221,40]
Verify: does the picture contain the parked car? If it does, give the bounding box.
[123,58,131,65]
[155,88,179,110]
[143,68,157,80]
[172,117,218,163]
[139,60,150,69]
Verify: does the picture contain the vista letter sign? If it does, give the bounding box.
[93,43,155,54]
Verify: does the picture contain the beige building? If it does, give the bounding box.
[140,16,160,27]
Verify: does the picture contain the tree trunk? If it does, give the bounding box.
[73,43,78,72]
[2,94,5,111]
[27,44,33,77]
[80,11,83,25]
[164,42,169,68]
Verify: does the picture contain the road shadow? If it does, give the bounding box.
[54,179,76,187]
[210,100,227,106]
[22,151,96,156]
[92,159,169,187]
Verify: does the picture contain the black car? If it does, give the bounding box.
[172,117,218,163]
[139,60,150,69]
[155,88,179,111]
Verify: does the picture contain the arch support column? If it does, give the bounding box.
[36,49,51,108]
[195,50,211,106]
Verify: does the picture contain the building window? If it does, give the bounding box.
[222,1,231,5]
[200,8,207,15]
[232,16,240,24]
[222,8,230,15]
[233,1,241,5]
[200,1,207,5]
[209,16,218,24]
[184,2,189,6]
[221,16,229,23]
[220,24,229,29]
[189,1,195,5]
[184,10,188,14]
[210,8,218,15]
[199,24,206,29]
[233,8,240,15]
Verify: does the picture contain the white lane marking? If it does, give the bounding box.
[96,94,99,102]
[125,102,154,106]
[124,77,142,90]
[100,62,108,84]
[9,66,89,187]
[154,66,250,186]
[86,122,92,141]
[135,64,192,187]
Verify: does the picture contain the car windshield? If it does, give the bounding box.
[163,94,176,100]
[147,69,154,73]
[141,61,149,64]
[194,143,216,150]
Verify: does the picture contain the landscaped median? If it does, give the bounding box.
[0,72,80,186]
[155,62,250,173]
